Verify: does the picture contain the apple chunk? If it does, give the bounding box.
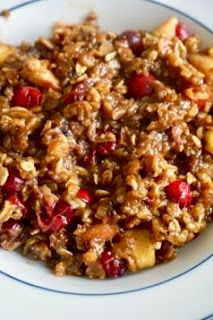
[188,53,213,75]
[113,228,155,272]
[154,17,178,39]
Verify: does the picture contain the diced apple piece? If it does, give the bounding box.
[21,58,59,89]
[153,17,178,39]
[80,223,118,246]
[113,228,155,272]
[188,53,213,75]
[0,43,14,64]
[204,129,213,154]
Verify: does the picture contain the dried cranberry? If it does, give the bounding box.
[127,73,155,99]
[12,86,42,108]
[8,194,28,216]
[82,150,96,167]
[38,200,74,233]
[165,180,192,208]
[96,141,116,155]
[119,30,144,55]
[55,200,74,220]
[181,79,191,93]
[44,203,56,217]
[196,99,207,108]
[100,250,127,278]
[77,188,93,204]
[1,218,23,232]
[175,23,190,41]
[47,214,68,233]
[2,168,23,194]
[63,80,93,105]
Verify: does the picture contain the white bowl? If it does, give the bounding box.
[0,0,212,295]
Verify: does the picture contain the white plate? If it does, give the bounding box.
[0,0,213,319]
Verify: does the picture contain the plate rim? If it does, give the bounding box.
[5,0,213,34]
[0,253,212,296]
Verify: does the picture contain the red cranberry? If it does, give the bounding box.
[82,150,96,167]
[77,188,93,205]
[54,200,74,223]
[165,180,192,208]
[8,194,28,216]
[120,30,144,55]
[9,194,23,205]
[100,250,127,278]
[12,86,42,108]
[1,218,23,232]
[181,79,191,92]
[63,80,93,105]
[38,200,74,233]
[196,99,207,108]
[44,203,56,217]
[47,214,69,233]
[2,168,23,194]
[127,73,155,99]
[96,141,116,155]
[175,23,190,41]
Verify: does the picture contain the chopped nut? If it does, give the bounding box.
[20,159,36,173]
[54,261,67,276]
[191,135,202,148]
[95,189,110,197]
[204,129,213,154]
[0,166,9,186]
[37,37,54,50]
[207,47,213,57]
[75,63,87,75]
[0,200,23,224]
[154,241,162,250]
[186,172,196,184]
[0,43,14,64]
[105,51,117,62]
[184,86,209,101]
[22,58,59,89]
[196,127,204,139]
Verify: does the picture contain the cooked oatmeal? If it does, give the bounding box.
[0,14,212,279]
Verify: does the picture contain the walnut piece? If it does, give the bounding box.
[0,43,14,64]
[22,58,59,89]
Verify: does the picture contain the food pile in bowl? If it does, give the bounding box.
[0,13,212,278]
